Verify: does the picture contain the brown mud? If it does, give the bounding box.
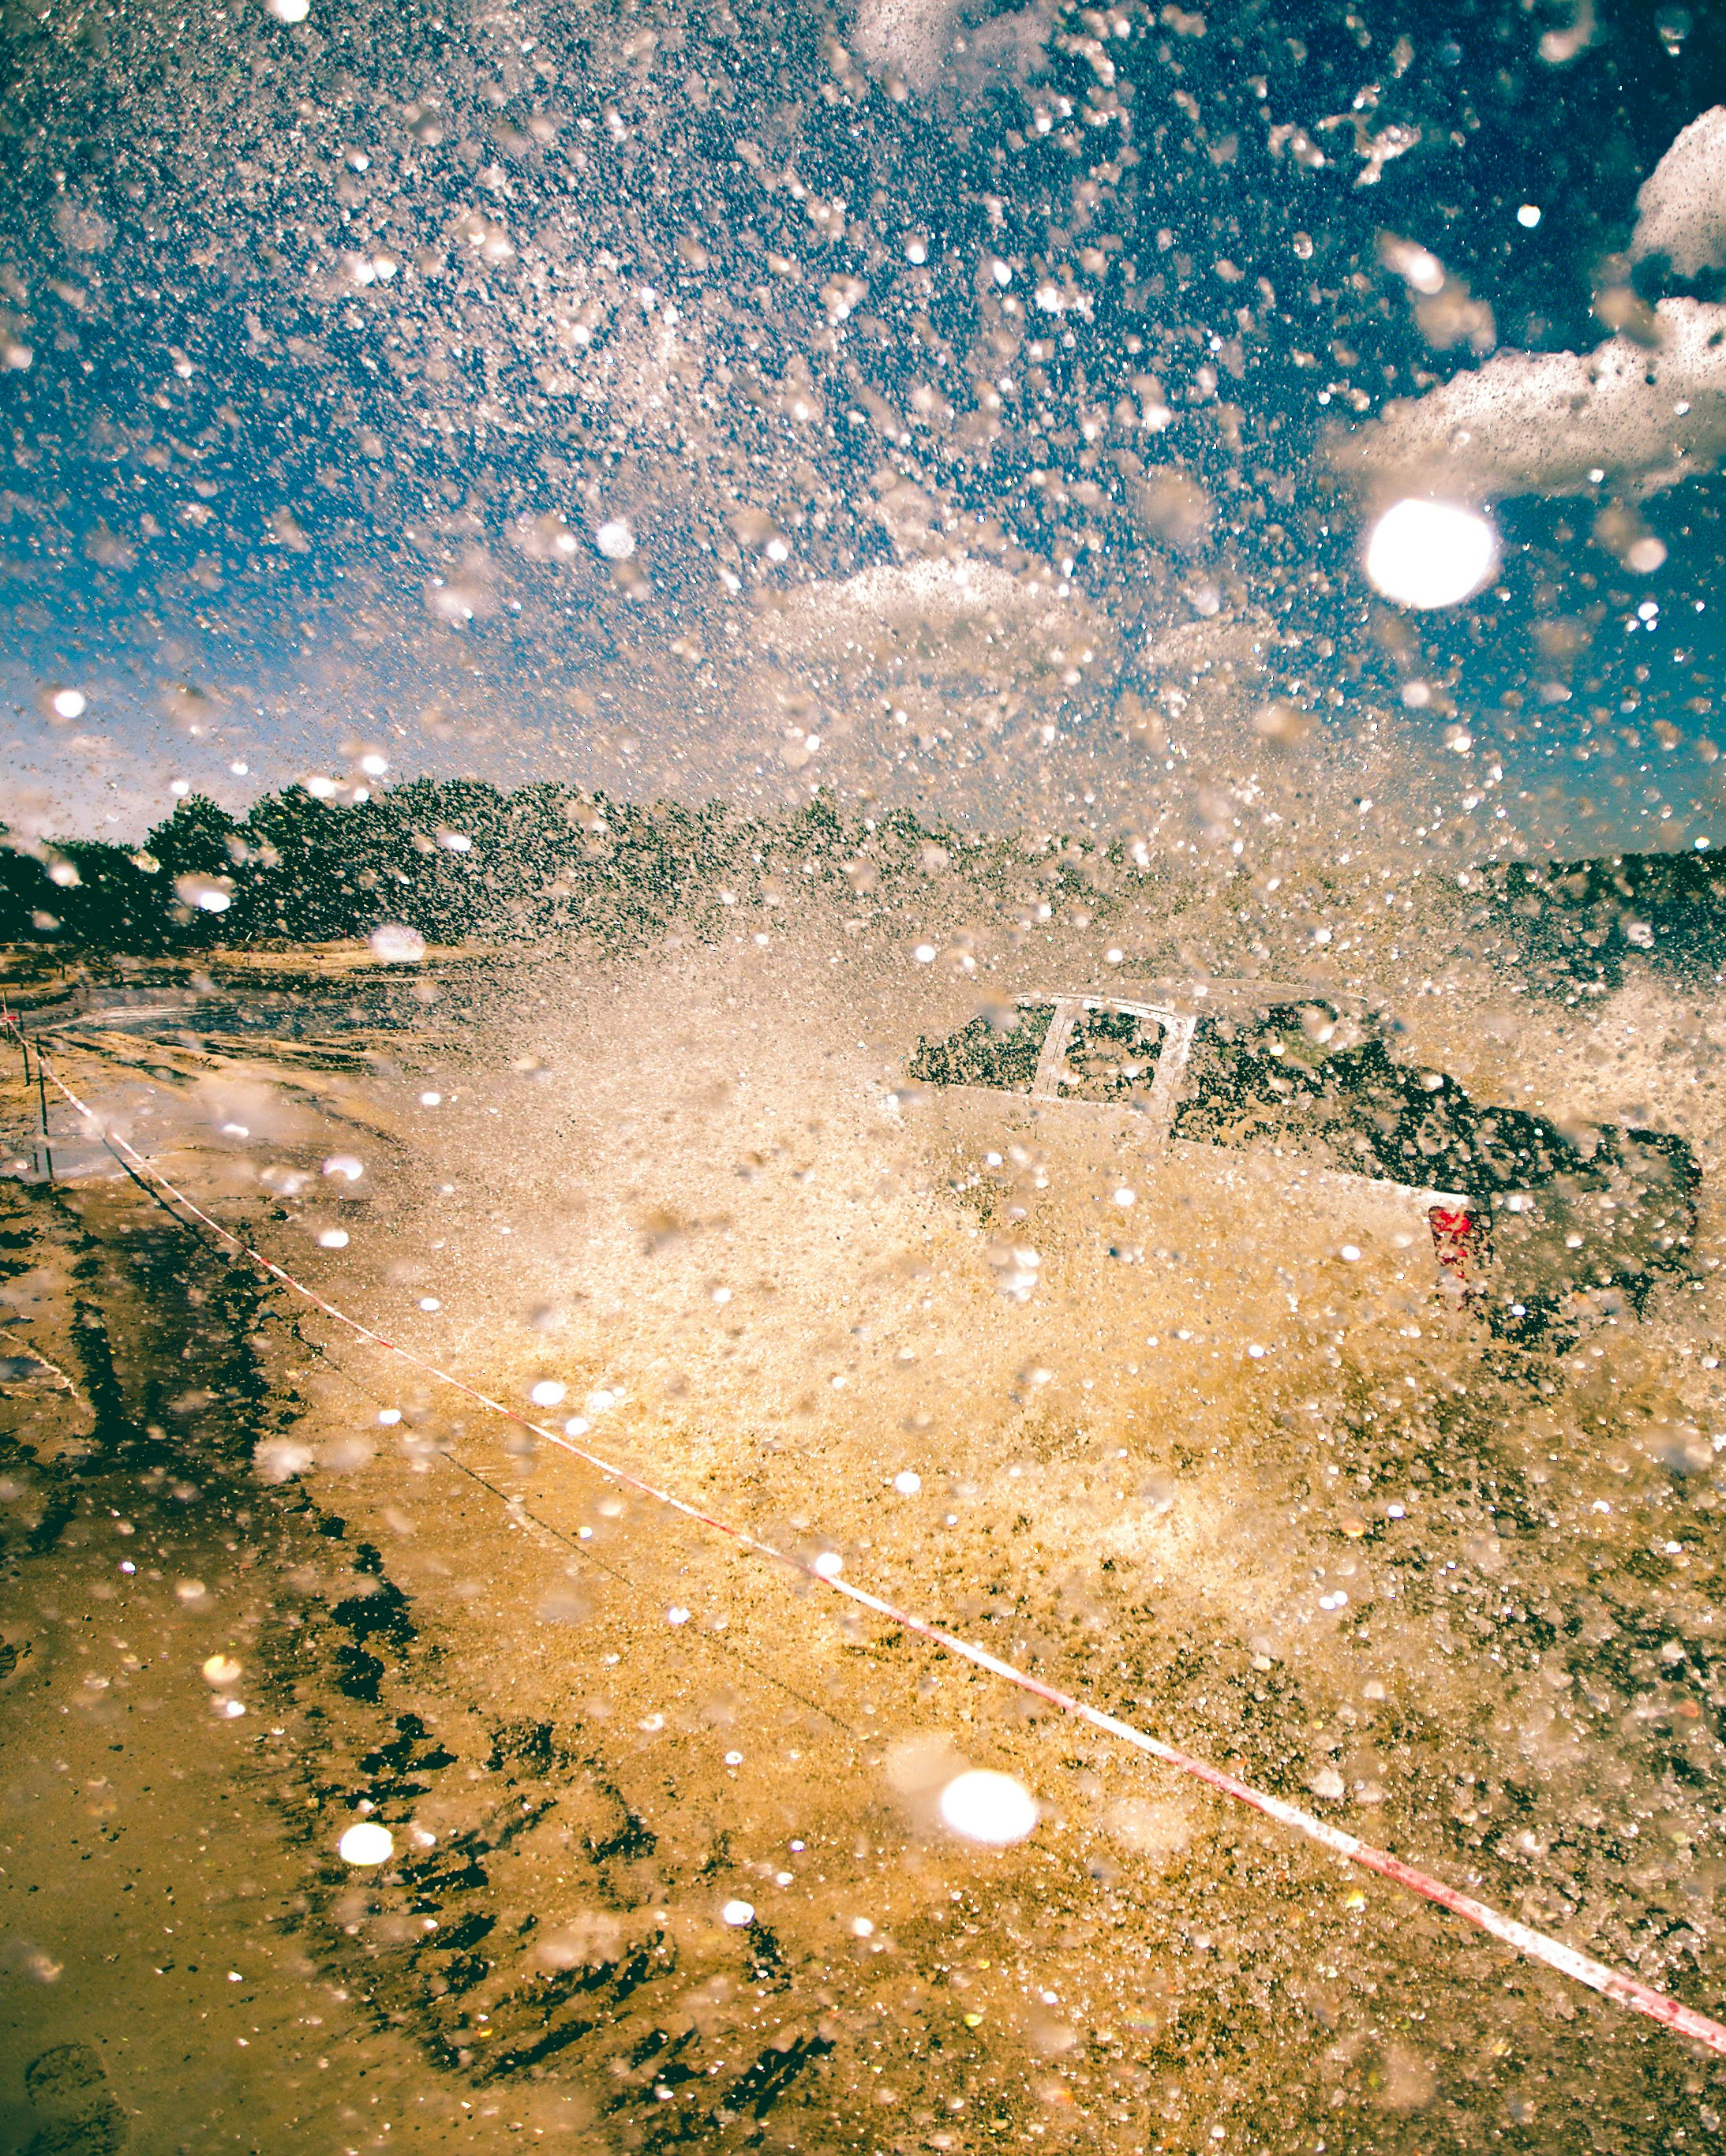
[4,931,1726,2153]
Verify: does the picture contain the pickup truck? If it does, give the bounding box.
[907,983,1699,1338]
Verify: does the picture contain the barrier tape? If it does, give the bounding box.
[8,1012,1724,2056]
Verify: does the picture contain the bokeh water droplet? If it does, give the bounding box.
[938,1770,1039,1847]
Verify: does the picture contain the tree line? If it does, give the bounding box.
[0,780,1025,953]
[3,777,1719,992]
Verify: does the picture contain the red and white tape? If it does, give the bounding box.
[10,1013,1725,2056]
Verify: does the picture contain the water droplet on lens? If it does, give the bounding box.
[1364,499,1498,609]
[368,923,425,964]
[938,1769,1039,1846]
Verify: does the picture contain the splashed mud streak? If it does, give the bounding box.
[10,1012,1725,2059]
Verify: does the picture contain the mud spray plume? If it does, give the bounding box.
[10,1013,1725,2060]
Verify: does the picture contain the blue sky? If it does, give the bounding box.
[3,0,1725,858]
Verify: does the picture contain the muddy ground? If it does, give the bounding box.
[4,926,1726,2154]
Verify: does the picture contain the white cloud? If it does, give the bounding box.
[1335,297,1726,501]
[1335,108,1726,504]
[745,556,1116,792]
[1632,106,1726,278]
[849,0,1054,97]
[850,0,964,92]
[758,556,1095,661]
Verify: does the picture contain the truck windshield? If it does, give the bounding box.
[1055,1004,1165,1104]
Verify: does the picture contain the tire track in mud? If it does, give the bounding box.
[0,1178,846,2149]
[254,1529,842,2147]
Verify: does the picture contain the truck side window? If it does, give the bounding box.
[1467,1107,1583,1190]
[1173,1003,1478,1186]
[908,1001,1054,1093]
[1173,1006,1342,1149]
[1057,1005,1164,1103]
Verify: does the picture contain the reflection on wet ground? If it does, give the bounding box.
[4,949,1726,2152]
